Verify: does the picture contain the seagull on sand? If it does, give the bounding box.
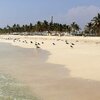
[52,43,55,45]
[36,45,40,48]
[71,43,75,45]
[66,42,69,44]
[65,40,69,44]
[70,45,73,48]
[42,42,44,44]
[30,41,33,43]
[38,43,40,45]
[24,40,27,43]
[35,43,40,48]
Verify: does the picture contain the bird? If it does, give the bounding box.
[35,43,40,48]
[52,43,55,45]
[36,45,40,48]
[25,41,28,43]
[66,42,69,44]
[71,43,75,45]
[30,41,33,43]
[65,40,69,44]
[70,45,73,48]
[24,40,27,43]
[38,43,40,45]
[42,42,44,44]
[35,42,37,45]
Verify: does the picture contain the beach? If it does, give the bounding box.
[0,35,100,100]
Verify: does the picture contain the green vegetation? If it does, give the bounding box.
[84,13,100,36]
[0,13,100,36]
[0,20,80,36]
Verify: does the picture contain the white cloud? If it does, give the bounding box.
[54,5,100,29]
[66,5,100,28]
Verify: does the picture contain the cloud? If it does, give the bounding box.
[66,5,100,28]
[54,5,100,29]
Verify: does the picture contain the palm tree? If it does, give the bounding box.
[36,21,43,32]
[84,22,94,36]
[71,22,80,35]
[92,13,100,36]
[7,25,12,33]
[29,23,33,32]
[16,24,21,32]
[43,20,49,31]
[49,22,54,32]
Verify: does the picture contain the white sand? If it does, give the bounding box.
[0,35,100,81]
[0,35,100,100]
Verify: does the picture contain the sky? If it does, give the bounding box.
[0,0,100,28]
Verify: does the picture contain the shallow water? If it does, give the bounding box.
[0,43,39,100]
[0,73,39,100]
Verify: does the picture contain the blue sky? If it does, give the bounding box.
[0,0,100,28]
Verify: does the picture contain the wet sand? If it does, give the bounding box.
[0,41,100,100]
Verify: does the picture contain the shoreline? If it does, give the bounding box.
[0,35,100,81]
[0,35,100,100]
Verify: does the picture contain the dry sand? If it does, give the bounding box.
[0,35,100,100]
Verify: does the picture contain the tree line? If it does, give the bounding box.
[0,13,100,36]
[0,21,80,35]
